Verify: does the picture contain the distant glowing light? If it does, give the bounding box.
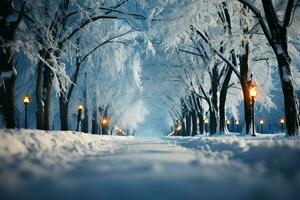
[176,124,182,131]
[259,119,264,125]
[77,104,84,112]
[23,96,30,105]
[204,119,209,124]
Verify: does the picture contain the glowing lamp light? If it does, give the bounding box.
[235,120,240,125]
[259,119,264,125]
[204,119,209,124]
[249,86,257,99]
[280,118,285,125]
[101,116,109,127]
[176,124,182,131]
[23,96,30,105]
[226,120,230,125]
[77,104,84,112]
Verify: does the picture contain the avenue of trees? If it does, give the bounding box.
[0,0,299,136]
[147,0,300,136]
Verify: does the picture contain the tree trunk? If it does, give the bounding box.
[185,113,191,136]
[36,61,45,130]
[0,1,25,128]
[198,114,204,135]
[210,65,219,135]
[81,84,89,133]
[219,66,233,134]
[59,97,69,130]
[261,0,300,135]
[195,97,204,134]
[92,109,98,134]
[0,74,16,128]
[276,53,300,136]
[43,67,53,130]
[59,38,81,131]
[239,42,251,135]
[191,110,197,136]
[35,48,54,131]
[180,119,186,136]
[82,106,89,133]
[209,110,217,135]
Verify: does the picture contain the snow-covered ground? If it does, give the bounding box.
[0,130,300,200]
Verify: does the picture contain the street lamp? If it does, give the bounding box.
[204,118,209,133]
[23,95,30,128]
[280,117,285,132]
[226,119,230,131]
[249,82,257,136]
[204,118,209,124]
[100,115,109,135]
[175,123,182,132]
[175,122,182,135]
[235,120,240,132]
[259,119,264,133]
[76,104,84,132]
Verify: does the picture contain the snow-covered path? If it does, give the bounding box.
[0,130,300,200]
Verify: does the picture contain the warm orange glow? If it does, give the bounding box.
[204,119,209,124]
[175,124,182,131]
[280,118,285,124]
[249,86,257,98]
[235,120,240,125]
[77,104,84,112]
[23,96,30,105]
[259,119,264,125]
[101,116,109,127]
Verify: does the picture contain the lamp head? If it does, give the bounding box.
[259,119,264,125]
[101,116,109,127]
[280,118,285,125]
[176,124,182,131]
[23,96,30,105]
[250,85,257,99]
[77,104,84,112]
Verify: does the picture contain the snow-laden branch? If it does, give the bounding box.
[236,0,272,45]
[80,30,133,63]
[283,0,296,27]
[190,25,240,79]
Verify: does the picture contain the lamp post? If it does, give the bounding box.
[280,118,285,132]
[259,119,264,133]
[101,115,109,135]
[235,120,240,132]
[226,120,230,131]
[204,118,209,133]
[23,96,30,128]
[249,82,257,136]
[77,104,84,132]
